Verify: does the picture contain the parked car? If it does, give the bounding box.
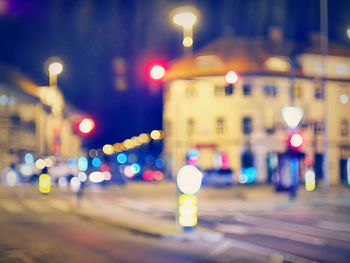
[202,168,233,187]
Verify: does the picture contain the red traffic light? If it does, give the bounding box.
[287,132,303,151]
[225,70,239,84]
[78,118,95,136]
[147,62,166,81]
[150,65,165,80]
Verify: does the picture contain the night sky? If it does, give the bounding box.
[1,0,349,148]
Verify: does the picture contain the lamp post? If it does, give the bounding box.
[44,57,64,156]
[48,61,63,88]
[171,6,199,55]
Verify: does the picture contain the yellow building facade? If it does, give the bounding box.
[0,67,84,173]
[163,36,350,185]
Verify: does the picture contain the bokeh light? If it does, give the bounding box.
[92,157,102,168]
[89,171,104,183]
[102,144,114,155]
[78,172,87,182]
[89,149,98,158]
[150,65,165,80]
[290,133,303,148]
[79,118,95,135]
[78,157,88,171]
[117,153,127,164]
[225,70,239,84]
[70,177,81,193]
[24,153,34,164]
[340,94,349,104]
[35,159,46,170]
[176,165,203,195]
[131,163,141,174]
[139,133,151,143]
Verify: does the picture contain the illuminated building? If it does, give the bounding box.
[0,66,84,172]
[163,30,350,185]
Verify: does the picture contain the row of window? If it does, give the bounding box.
[184,83,326,100]
[165,118,349,137]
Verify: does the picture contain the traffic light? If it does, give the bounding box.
[148,63,166,81]
[225,70,239,95]
[77,117,95,136]
[287,131,303,151]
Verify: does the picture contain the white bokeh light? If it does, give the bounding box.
[176,165,203,195]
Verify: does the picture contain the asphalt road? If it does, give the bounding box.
[1,183,350,263]
[0,187,214,263]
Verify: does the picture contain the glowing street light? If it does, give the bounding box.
[149,64,166,80]
[171,6,199,53]
[46,57,64,88]
[176,165,202,195]
[225,70,239,85]
[78,117,95,136]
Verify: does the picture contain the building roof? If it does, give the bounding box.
[0,63,85,117]
[303,42,350,57]
[165,36,350,81]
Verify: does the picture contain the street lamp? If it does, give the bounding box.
[46,57,64,88]
[43,57,65,157]
[171,6,199,54]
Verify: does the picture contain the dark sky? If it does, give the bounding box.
[1,0,349,148]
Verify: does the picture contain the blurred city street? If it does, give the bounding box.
[1,1,350,262]
[1,183,350,263]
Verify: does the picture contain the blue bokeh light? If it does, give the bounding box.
[117,153,127,164]
[92,157,102,168]
[155,159,164,169]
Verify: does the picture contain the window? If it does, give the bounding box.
[242,117,252,135]
[293,84,302,98]
[214,86,225,96]
[314,83,325,100]
[187,118,195,135]
[241,151,255,168]
[216,117,225,134]
[185,84,196,98]
[264,109,275,134]
[264,85,277,96]
[340,119,349,136]
[314,121,324,135]
[242,84,252,96]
